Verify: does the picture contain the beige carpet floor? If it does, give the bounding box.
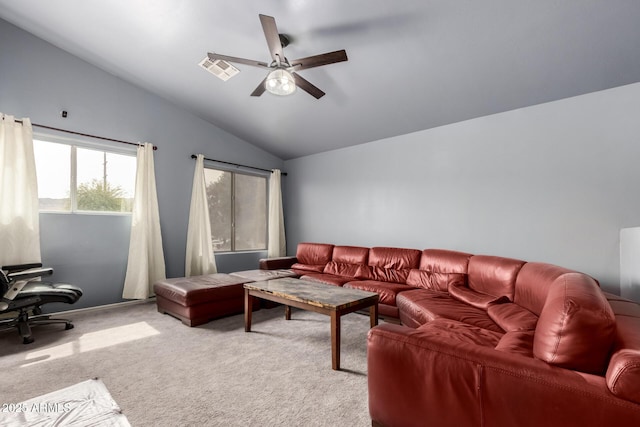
[0,302,372,426]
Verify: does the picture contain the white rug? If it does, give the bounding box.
[0,378,130,427]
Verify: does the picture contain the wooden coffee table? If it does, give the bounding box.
[243,277,379,370]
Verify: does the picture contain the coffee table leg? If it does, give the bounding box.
[244,289,253,332]
[370,304,378,328]
[285,305,291,320]
[331,311,340,370]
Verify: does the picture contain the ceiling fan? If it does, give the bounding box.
[207,14,348,99]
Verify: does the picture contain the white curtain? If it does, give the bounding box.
[122,142,166,299]
[267,169,286,257]
[185,154,217,276]
[0,114,41,266]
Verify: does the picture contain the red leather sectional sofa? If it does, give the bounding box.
[260,242,640,426]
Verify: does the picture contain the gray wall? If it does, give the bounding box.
[0,19,283,310]
[4,15,639,309]
[283,82,640,295]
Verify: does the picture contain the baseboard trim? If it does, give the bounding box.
[51,298,156,317]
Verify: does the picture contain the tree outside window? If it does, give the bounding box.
[34,139,135,213]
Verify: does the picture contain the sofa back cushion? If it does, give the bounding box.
[418,249,472,273]
[364,247,421,283]
[514,262,575,315]
[467,255,525,301]
[291,242,334,273]
[533,273,615,375]
[406,271,466,291]
[605,295,640,404]
[323,245,369,278]
[448,283,509,310]
[406,249,472,291]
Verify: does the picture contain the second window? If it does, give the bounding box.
[204,168,267,252]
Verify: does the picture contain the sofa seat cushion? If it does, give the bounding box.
[292,266,321,275]
[230,268,298,281]
[606,293,640,319]
[292,263,325,274]
[534,273,615,375]
[495,331,535,357]
[487,303,538,332]
[417,318,502,348]
[300,273,351,286]
[378,304,400,319]
[396,289,503,333]
[344,280,414,306]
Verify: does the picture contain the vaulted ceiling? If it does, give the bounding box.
[1,1,639,159]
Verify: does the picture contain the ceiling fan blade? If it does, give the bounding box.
[250,77,267,97]
[259,14,285,63]
[207,52,269,69]
[291,49,348,71]
[293,73,325,99]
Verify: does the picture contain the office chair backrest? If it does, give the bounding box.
[1,269,9,297]
[0,269,10,311]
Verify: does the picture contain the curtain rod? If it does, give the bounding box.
[191,154,287,176]
[13,120,157,151]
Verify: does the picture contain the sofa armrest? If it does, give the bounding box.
[367,324,640,427]
[259,256,297,270]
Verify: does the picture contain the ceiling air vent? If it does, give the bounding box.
[198,57,240,81]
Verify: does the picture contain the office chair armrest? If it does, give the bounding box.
[7,267,53,281]
[2,277,30,301]
[2,263,44,273]
[1,266,53,301]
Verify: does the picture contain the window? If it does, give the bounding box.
[34,139,136,213]
[204,168,267,252]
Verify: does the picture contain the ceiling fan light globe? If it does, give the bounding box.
[265,69,296,96]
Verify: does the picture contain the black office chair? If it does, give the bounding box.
[0,263,83,344]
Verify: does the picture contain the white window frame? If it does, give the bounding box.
[204,165,269,253]
[34,133,137,215]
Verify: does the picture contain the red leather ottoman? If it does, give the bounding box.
[153,273,253,327]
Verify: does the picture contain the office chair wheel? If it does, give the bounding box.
[65,323,74,330]
[23,336,34,344]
